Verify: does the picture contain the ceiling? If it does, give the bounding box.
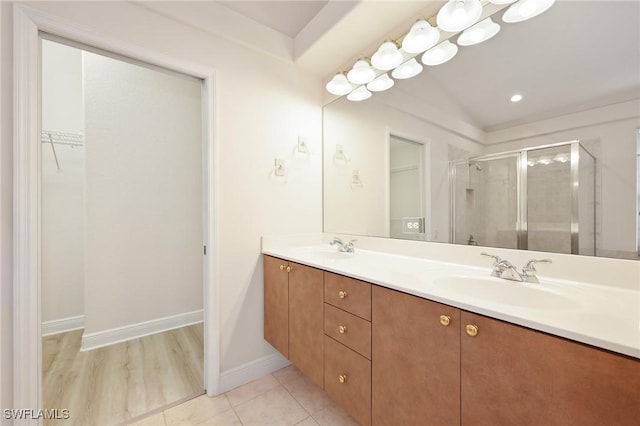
[389,1,640,131]
[137,1,640,132]
[137,0,439,76]
[218,1,329,38]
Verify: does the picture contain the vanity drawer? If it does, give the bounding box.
[324,335,371,426]
[324,303,371,359]
[324,272,371,320]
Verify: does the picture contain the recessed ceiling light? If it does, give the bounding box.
[510,93,523,102]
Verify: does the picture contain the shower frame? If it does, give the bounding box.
[449,139,596,255]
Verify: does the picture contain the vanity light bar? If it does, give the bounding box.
[327,0,556,100]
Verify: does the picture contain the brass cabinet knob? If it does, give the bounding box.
[338,325,347,334]
[286,266,292,272]
[338,290,348,299]
[465,324,479,337]
[439,315,451,326]
[338,374,347,384]
[279,265,285,271]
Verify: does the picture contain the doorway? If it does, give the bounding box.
[40,37,205,423]
[389,135,430,241]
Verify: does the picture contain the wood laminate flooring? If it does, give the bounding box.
[43,324,204,426]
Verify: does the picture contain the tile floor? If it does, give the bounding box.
[129,365,359,426]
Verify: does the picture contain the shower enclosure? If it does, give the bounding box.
[450,140,596,255]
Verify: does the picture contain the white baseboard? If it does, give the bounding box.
[218,352,290,394]
[81,309,203,351]
[42,315,85,336]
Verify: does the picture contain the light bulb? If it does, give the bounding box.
[402,20,440,54]
[503,0,556,23]
[347,59,376,85]
[325,73,352,96]
[366,73,395,92]
[371,41,403,71]
[436,0,483,32]
[510,93,523,102]
[519,0,537,17]
[457,18,501,46]
[347,86,372,102]
[422,40,458,66]
[392,58,423,80]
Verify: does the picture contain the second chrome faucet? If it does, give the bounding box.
[330,237,356,253]
[481,253,551,283]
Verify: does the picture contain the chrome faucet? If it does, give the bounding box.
[521,258,552,283]
[330,237,356,253]
[481,253,552,283]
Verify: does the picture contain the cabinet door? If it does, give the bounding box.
[548,327,640,425]
[372,286,461,426]
[289,262,324,388]
[461,311,640,425]
[264,255,288,357]
[461,311,554,425]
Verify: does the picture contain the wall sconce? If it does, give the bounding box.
[334,145,350,165]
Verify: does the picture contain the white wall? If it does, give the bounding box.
[0,1,323,396]
[0,0,14,415]
[41,40,85,324]
[82,50,203,334]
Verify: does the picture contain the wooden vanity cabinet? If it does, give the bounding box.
[372,286,640,426]
[266,256,640,425]
[372,286,461,426]
[263,255,324,388]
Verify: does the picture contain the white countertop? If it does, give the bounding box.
[263,242,640,359]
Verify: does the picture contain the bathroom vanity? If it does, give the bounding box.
[262,237,640,426]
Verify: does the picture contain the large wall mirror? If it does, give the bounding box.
[323,1,640,260]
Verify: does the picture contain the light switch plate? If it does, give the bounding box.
[274,158,285,176]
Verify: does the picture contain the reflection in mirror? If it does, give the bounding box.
[450,141,596,256]
[323,1,640,260]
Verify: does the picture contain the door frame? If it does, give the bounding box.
[385,130,432,240]
[13,4,220,415]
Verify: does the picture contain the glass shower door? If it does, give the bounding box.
[452,154,519,249]
[527,144,595,255]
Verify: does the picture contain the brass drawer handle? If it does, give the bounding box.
[286,266,292,272]
[466,324,479,337]
[338,374,347,384]
[338,290,348,299]
[279,264,285,271]
[439,315,451,326]
[338,325,347,334]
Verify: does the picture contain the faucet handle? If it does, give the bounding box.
[329,237,343,245]
[523,258,552,274]
[522,259,552,283]
[481,252,502,264]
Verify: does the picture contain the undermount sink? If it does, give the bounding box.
[432,275,582,311]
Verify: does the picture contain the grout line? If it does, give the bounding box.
[280,380,314,417]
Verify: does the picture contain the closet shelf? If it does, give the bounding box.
[41,130,84,147]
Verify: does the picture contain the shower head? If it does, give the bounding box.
[468,161,483,171]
